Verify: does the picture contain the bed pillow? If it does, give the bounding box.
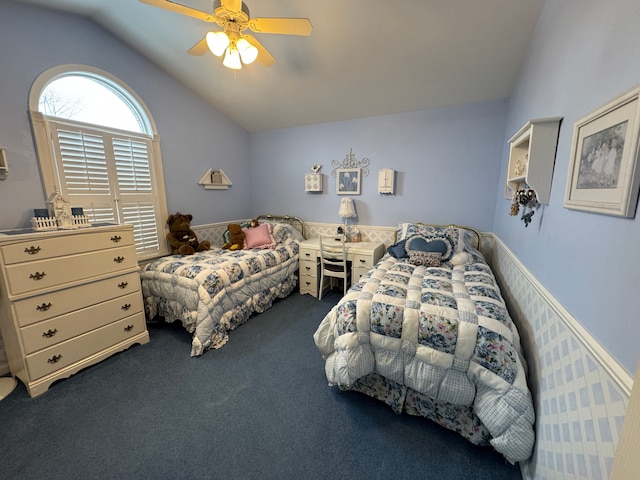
[395,223,468,254]
[387,239,408,258]
[243,223,275,249]
[405,235,454,261]
[408,251,442,267]
[271,223,305,245]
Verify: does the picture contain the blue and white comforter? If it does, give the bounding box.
[313,250,535,463]
[141,242,299,356]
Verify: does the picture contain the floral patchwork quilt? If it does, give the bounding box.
[314,235,535,463]
[141,242,299,356]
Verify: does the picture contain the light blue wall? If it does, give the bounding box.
[1,0,637,377]
[250,100,508,231]
[493,0,640,375]
[0,1,251,229]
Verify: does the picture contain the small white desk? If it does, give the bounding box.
[298,238,385,297]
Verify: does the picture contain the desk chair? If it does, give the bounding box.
[318,235,350,300]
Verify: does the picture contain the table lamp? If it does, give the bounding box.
[338,197,357,240]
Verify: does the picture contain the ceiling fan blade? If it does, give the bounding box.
[219,0,242,14]
[244,34,276,67]
[248,17,312,36]
[187,37,209,56]
[139,0,216,22]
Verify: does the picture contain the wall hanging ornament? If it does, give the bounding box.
[510,187,539,227]
[331,148,369,195]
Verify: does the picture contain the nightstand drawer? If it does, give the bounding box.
[25,312,146,380]
[20,291,143,354]
[13,272,141,327]
[4,245,138,297]
[1,229,134,265]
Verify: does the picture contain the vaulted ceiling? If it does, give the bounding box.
[12,0,545,132]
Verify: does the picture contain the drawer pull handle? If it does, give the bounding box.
[36,302,52,311]
[124,324,134,332]
[42,329,58,338]
[118,281,129,289]
[29,272,46,281]
[305,281,311,286]
[121,303,132,311]
[111,235,122,243]
[114,256,125,263]
[47,354,62,364]
[359,259,367,264]
[25,246,41,255]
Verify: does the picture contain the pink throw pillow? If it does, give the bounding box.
[243,223,275,249]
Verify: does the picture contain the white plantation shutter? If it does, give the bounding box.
[49,119,162,257]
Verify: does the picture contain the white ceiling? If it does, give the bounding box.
[13,0,545,132]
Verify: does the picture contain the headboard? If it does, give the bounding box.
[257,214,305,238]
[396,223,482,251]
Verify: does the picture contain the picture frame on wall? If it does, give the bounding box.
[564,84,640,217]
[336,168,361,195]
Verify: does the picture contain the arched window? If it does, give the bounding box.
[30,65,168,259]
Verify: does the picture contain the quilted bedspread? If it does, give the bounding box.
[313,252,535,463]
[141,243,299,356]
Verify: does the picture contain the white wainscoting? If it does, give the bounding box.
[489,235,632,480]
[0,222,631,479]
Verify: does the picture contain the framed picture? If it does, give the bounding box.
[564,85,640,217]
[336,168,361,195]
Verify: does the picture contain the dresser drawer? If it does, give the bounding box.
[353,253,374,269]
[1,229,134,265]
[25,312,146,380]
[353,266,372,283]
[4,245,138,297]
[20,291,143,354]
[13,272,141,327]
[299,258,318,278]
[299,248,317,263]
[299,274,317,297]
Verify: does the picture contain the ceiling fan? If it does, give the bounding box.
[139,0,312,70]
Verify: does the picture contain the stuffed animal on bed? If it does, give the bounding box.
[166,212,211,255]
[222,223,245,250]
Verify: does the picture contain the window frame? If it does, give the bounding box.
[29,64,169,260]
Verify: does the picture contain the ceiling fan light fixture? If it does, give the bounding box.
[236,37,258,65]
[223,46,243,70]
[206,31,230,57]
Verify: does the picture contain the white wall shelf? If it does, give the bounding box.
[198,169,232,190]
[505,117,562,204]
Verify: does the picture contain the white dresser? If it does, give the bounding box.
[298,238,385,298]
[0,224,149,397]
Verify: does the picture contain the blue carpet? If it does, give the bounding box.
[0,291,522,480]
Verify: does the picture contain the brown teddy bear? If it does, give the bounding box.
[221,223,245,250]
[166,212,210,255]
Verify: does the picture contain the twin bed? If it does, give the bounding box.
[141,218,534,463]
[140,215,304,356]
[313,223,535,463]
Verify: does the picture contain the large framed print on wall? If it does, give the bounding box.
[564,84,640,218]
